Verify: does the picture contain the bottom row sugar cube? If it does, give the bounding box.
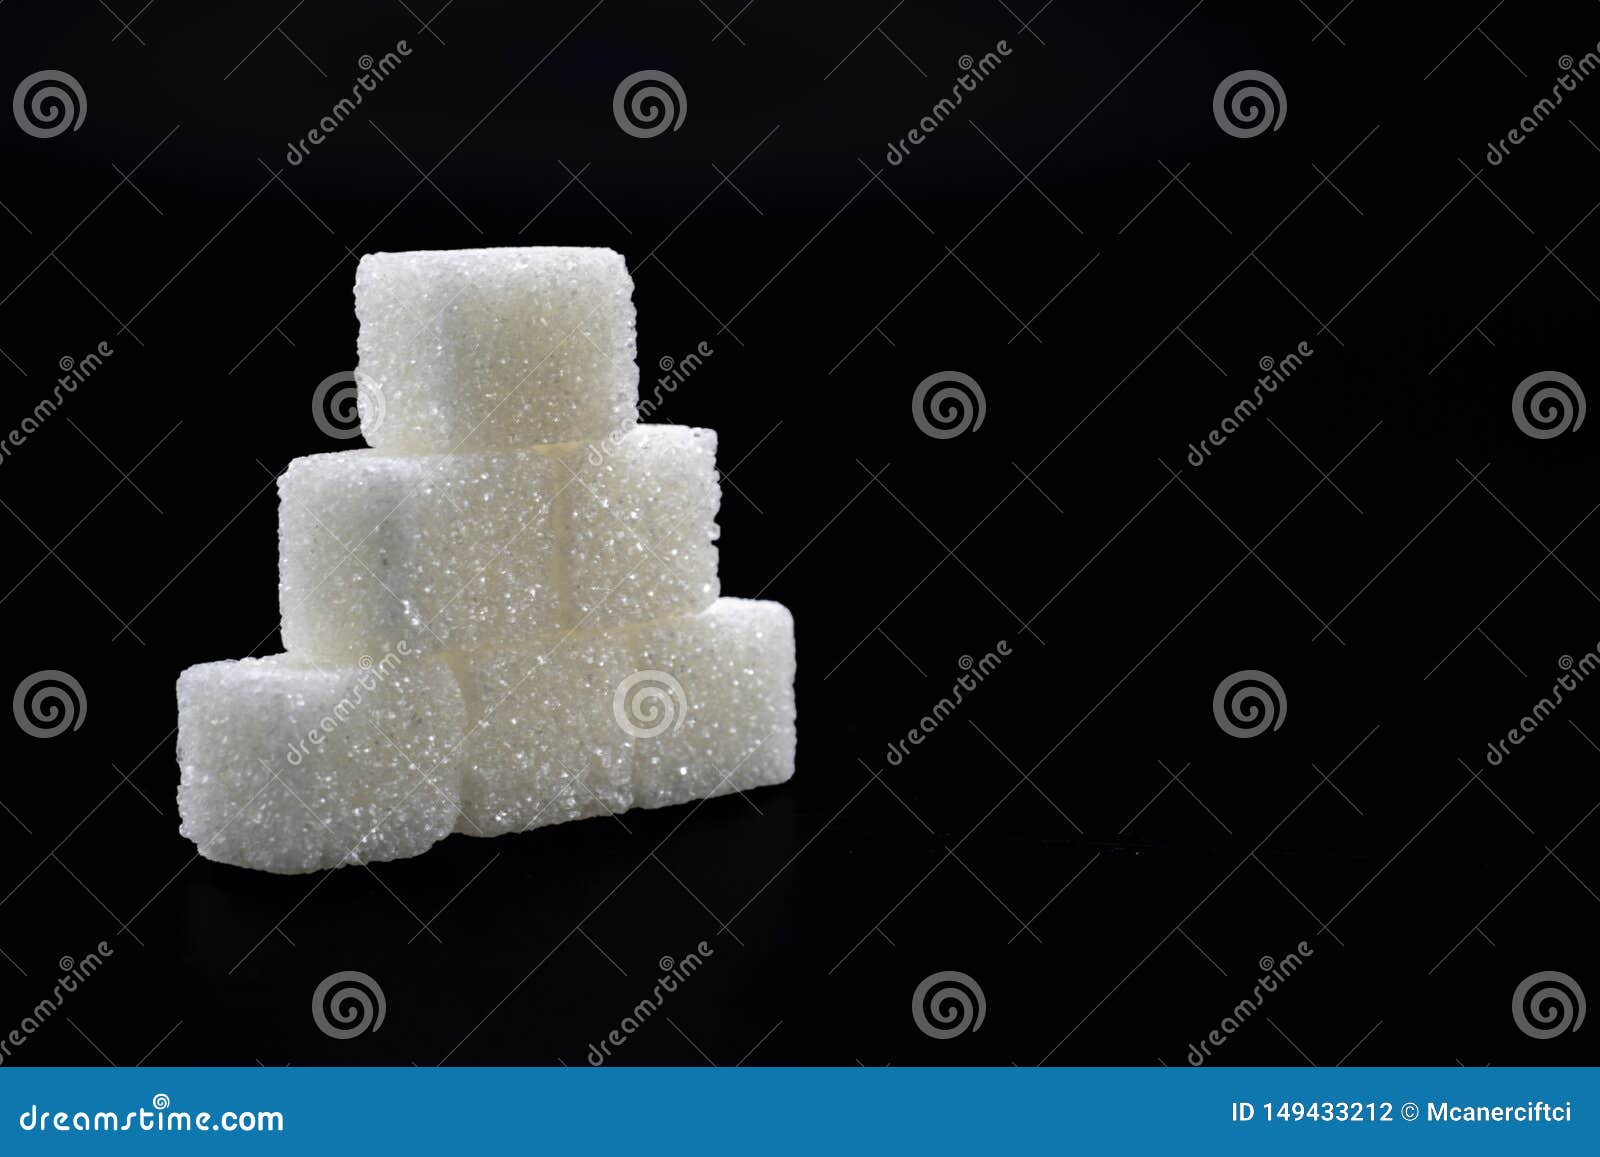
[175,653,468,875]
[174,598,797,873]
[452,597,797,837]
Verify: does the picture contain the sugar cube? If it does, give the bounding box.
[355,246,638,453]
[451,598,796,837]
[446,635,634,838]
[627,597,797,810]
[175,653,467,874]
[563,424,721,631]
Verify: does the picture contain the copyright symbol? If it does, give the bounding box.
[1401,1102,1419,1121]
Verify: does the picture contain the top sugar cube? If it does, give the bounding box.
[355,247,639,453]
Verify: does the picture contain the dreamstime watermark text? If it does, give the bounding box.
[0,342,112,468]
[18,1095,282,1133]
[588,340,713,464]
[885,42,1012,165]
[586,942,715,1064]
[0,942,115,1065]
[883,642,1010,768]
[1486,45,1600,165]
[1186,342,1313,467]
[286,43,412,165]
[1482,648,1600,767]
[283,643,411,766]
[1186,941,1315,1064]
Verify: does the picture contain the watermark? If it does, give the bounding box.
[1511,370,1585,439]
[613,670,688,739]
[1186,942,1315,1064]
[1213,670,1286,738]
[1487,48,1600,165]
[311,970,386,1039]
[18,1095,282,1133]
[646,341,712,416]
[0,341,114,469]
[0,942,114,1064]
[1512,971,1585,1039]
[1483,649,1599,767]
[1213,70,1286,138]
[587,942,715,1063]
[284,644,410,766]
[587,340,713,464]
[912,371,986,438]
[13,70,85,138]
[912,971,985,1039]
[13,670,86,738]
[884,642,1010,767]
[286,43,412,165]
[613,70,686,138]
[1186,341,1313,466]
[311,370,385,441]
[885,42,1012,165]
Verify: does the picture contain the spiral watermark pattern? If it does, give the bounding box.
[1212,70,1286,139]
[311,970,386,1039]
[13,70,86,138]
[912,970,986,1039]
[1512,971,1585,1039]
[1212,670,1286,738]
[912,371,986,439]
[613,70,686,138]
[613,670,688,738]
[13,670,86,738]
[1511,371,1585,439]
[151,1094,171,1111]
[312,371,383,440]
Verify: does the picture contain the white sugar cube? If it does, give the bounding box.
[278,426,720,660]
[277,449,562,659]
[447,635,634,838]
[564,425,721,630]
[355,246,638,453]
[175,653,467,874]
[627,597,797,810]
[452,598,796,837]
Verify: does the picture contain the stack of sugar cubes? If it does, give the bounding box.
[175,247,797,874]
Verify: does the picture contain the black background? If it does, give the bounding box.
[1,0,1597,1066]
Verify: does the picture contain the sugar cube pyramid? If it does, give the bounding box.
[177,247,796,873]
